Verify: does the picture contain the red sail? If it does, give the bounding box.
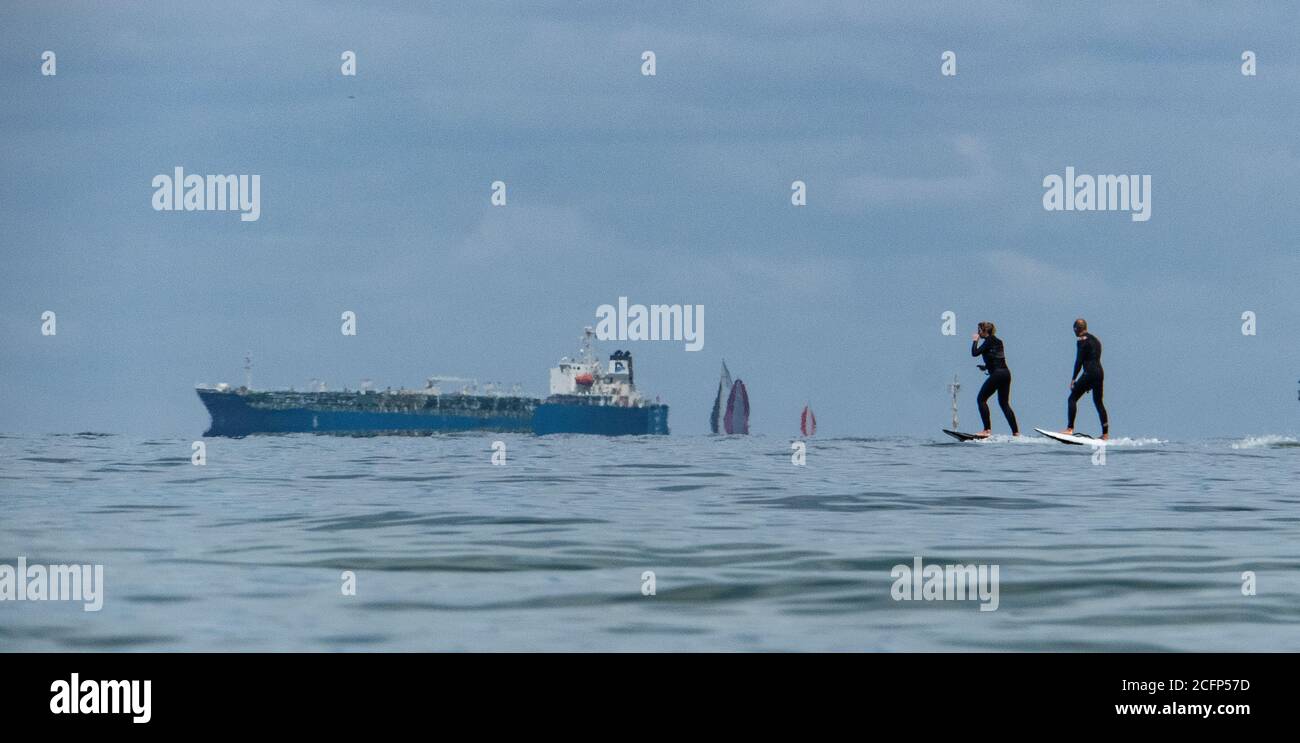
[723,380,749,435]
[800,405,816,436]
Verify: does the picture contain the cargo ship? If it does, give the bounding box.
[197,329,669,436]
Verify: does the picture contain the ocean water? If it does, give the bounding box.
[2,431,1299,652]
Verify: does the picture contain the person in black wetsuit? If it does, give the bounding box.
[1062,317,1109,440]
[970,321,1019,437]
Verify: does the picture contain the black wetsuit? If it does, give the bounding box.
[1068,333,1108,434]
[971,335,1018,434]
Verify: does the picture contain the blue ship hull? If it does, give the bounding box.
[533,396,669,436]
[197,389,668,437]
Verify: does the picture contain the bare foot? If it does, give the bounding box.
[1059,428,1073,435]
[1100,433,1109,440]
[975,430,991,438]
[1012,432,1021,437]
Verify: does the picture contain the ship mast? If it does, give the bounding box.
[947,374,960,429]
[244,352,253,390]
[579,326,596,364]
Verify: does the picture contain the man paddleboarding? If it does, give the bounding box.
[1062,317,1108,440]
[970,322,1019,438]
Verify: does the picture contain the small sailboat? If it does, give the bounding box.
[800,404,816,437]
[710,361,733,434]
[710,361,749,435]
[724,379,749,435]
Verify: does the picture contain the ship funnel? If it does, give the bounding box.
[609,349,633,385]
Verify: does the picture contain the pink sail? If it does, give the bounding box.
[800,405,816,437]
[723,379,749,435]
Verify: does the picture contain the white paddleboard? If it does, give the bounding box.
[1033,427,1104,446]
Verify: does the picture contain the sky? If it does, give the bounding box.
[2,1,1298,438]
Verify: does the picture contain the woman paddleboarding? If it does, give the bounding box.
[970,322,1020,438]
